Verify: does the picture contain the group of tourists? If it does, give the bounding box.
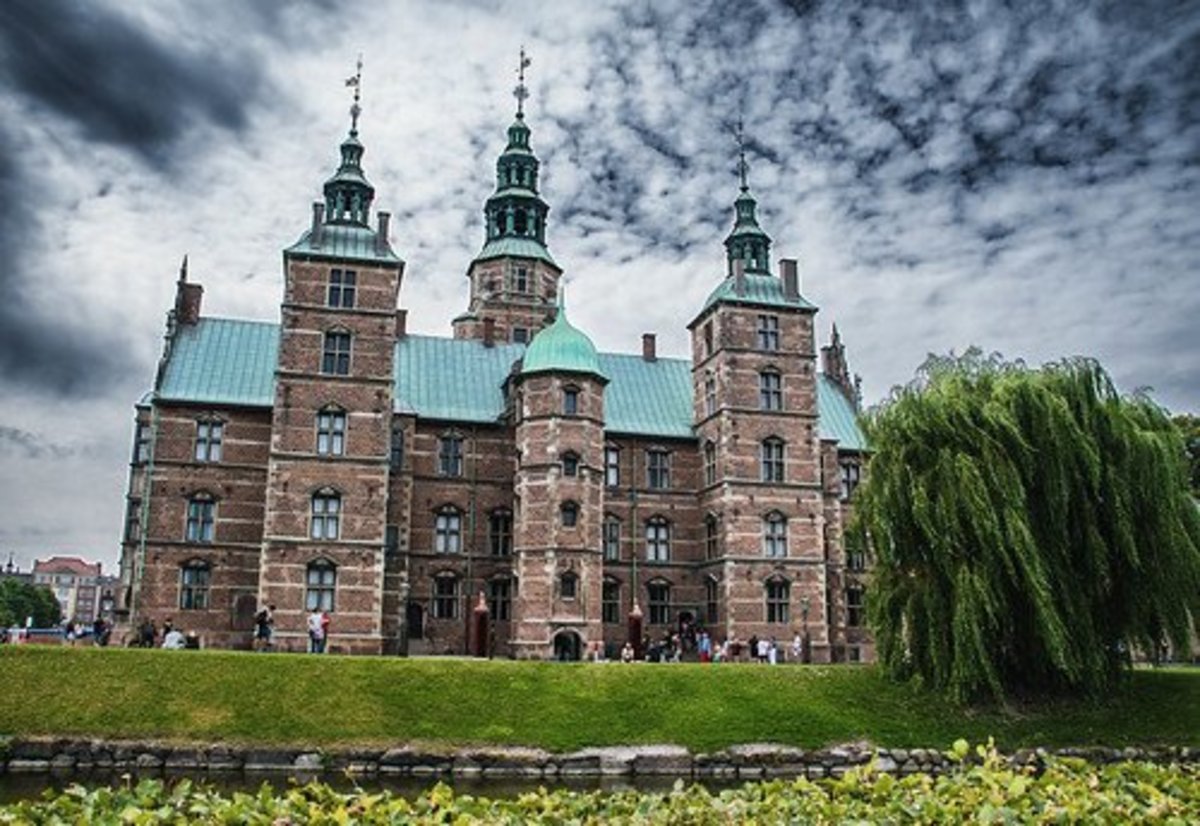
[604,629,810,664]
[134,617,190,649]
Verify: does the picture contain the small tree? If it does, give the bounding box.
[853,351,1200,703]
[0,578,64,628]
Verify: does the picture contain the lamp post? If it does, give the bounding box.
[800,595,811,664]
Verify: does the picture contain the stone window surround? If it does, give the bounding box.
[315,405,347,456]
[602,513,621,560]
[185,492,216,544]
[305,558,336,612]
[438,432,465,477]
[179,559,211,611]
[645,515,671,562]
[601,577,621,624]
[760,436,785,482]
[321,328,353,376]
[646,448,671,490]
[194,417,224,463]
[763,510,788,558]
[604,445,620,487]
[327,267,357,309]
[560,500,580,528]
[310,489,341,541]
[766,575,790,624]
[646,579,672,625]
[435,505,463,554]
[432,572,459,619]
[758,368,783,411]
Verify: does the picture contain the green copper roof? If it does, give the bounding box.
[695,273,817,321]
[287,224,401,265]
[521,304,606,379]
[598,353,693,437]
[151,318,865,448]
[473,236,558,268]
[817,374,867,451]
[157,318,279,406]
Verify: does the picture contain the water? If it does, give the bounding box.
[0,768,730,804]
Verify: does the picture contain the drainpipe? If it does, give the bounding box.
[130,398,161,628]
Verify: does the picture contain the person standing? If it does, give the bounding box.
[254,604,275,652]
[307,608,325,654]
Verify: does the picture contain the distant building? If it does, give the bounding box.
[118,73,871,659]
[1,554,32,585]
[32,557,110,622]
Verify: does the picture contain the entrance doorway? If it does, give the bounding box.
[406,602,425,640]
[552,630,582,661]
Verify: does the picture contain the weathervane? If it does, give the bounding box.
[345,54,363,135]
[734,117,749,191]
[513,46,532,116]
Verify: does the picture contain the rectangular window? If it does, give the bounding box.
[646,450,670,490]
[306,564,336,612]
[512,327,529,344]
[704,442,716,486]
[759,372,782,411]
[194,421,223,463]
[757,315,780,351]
[322,332,352,375]
[761,439,785,482]
[316,410,346,456]
[385,524,400,555]
[133,422,151,464]
[846,585,865,627]
[766,580,790,623]
[705,578,719,625]
[560,573,577,600]
[704,374,716,417]
[488,578,512,621]
[603,516,621,561]
[763,516,788,558]
[390,426,405,469]
[180,565,210,610]
[328,268,357,308]
[310,494,341,540]
[435,510,462,553]
[186,498,215,543]
[489,510,512,556]
[703,321,713,357]
[705,517,719,559]
[602,580,620,624]
[604,447,620,487]
[840,460,861,500]
[846,540,866,572]
[125,499,142,543]
[439,436,464,477]
[563,388,579,416]
[514,267,528,293]
[433,576,459,619]
[647,582,671,625]
[645,519,670,563]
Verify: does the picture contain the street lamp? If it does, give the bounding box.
[800,595,811,664]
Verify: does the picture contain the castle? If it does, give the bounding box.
[117,65,871,660]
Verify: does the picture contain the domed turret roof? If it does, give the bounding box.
[521,295,606,381]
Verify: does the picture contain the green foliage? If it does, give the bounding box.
[2,747,1197,823]
[1172,413,1200,497]
[1,648,1197,751]
[854,350,1200,703]
[0,578,62,628]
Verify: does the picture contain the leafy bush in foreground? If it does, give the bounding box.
[2,744,1197,824]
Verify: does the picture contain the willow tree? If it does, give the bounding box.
[853,350,1200,703]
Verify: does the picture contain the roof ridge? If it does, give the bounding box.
[197,315,280,328]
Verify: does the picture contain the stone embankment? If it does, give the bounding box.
[1,738,1194,779]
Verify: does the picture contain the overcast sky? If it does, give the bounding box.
[0,0,1196,574]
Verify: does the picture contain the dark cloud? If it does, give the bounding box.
[0,425,78,459]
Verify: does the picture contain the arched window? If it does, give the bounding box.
[316,406,346,456]
[647,580,671,625]
[645,516,670,562]
[561,451,580,477]
[704,440,717,486]
[560,571,578,600]
[766,577,790,623]
[704,513,720,560]
[432,573,459,619]
[763,511,788,557]
[306,559,336,612]
[310,489,341,540]
[561,501,579,528]
[759,370,782,411]
[602,578,621,624]
[761,437,785,482]
[179,560,211,610]
[185,493,215,544]
[603,514,621,560]
[435,506,462,553]
[322,330,352,375]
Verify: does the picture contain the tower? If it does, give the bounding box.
[259,64,405,653]
[688,134,828,657]
[454,49,562,345]
[509,296,608,659]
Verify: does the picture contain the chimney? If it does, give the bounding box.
[733,259,746,296]
[642,333,657,362]
[395,309,408,339]
[376,211,391,253]
[780,258,800,301]
[483,317,496,348]
[178,283,203,325]
[310,202,325,248]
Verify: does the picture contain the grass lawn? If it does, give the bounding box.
[1,647,1196,752]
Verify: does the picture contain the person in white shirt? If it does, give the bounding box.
[307,608,326,653]
[161,628,187,649]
